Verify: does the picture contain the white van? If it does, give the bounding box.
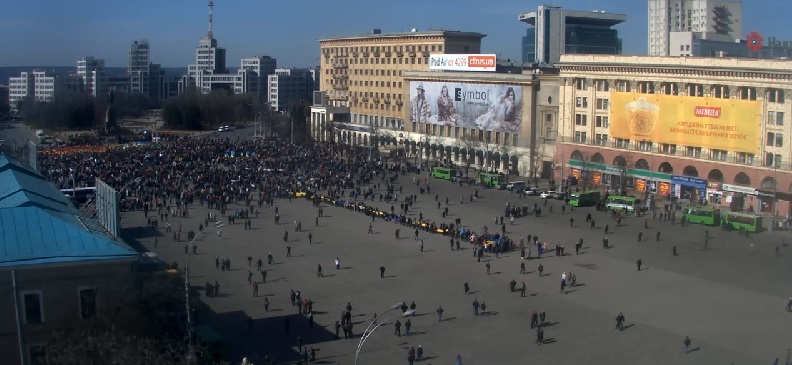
[506,181,526,192]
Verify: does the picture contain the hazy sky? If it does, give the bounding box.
[1,0,790,68]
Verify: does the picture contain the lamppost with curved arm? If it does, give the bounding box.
[355,303,415,365]
[185,221,224,364]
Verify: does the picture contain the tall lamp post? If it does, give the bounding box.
[355,302,415,365]
[185,221,224,363]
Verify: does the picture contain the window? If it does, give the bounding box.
[575,97,588,108]
[22,291,44,324]
[737,152,755,165]
[638,140,653,151]
[767,132,783,147]
[710,149,727,161]
[767,88,785,103]
[595,133,608,146]
[637,81,654,94]
[615,138,630,149]
[454,127,459,138]
[765,153,783,168]
[595,115,609,128]
[79,288,98,319]
[595,80,609,91]
[768,111,785,126]
[686,83,704,97]
[685,146,702,158]
[659,143,676,155]
[615,80,630,92]
[661,82,679,95]
[575,114,587,126]
[712,85,730,99]
[513,134,518,146]
[502,133,508,145]
[596,98,609,110]
[574,78,587,90]
[738,87,757,100]
[574,131,587,143]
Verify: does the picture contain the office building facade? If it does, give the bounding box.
[648,0,743,56]
[556,54,792,214]
[267,68,314,112]
[518,5,626,65]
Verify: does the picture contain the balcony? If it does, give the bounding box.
[384,52,391,57]
[396,51,403,57]
[332,84,348,90]
[373,51,380,57]
[362,97,369,103]
[332,63,348,69]
[362,52,369,57]
[384,99,391,104]
[332,74,348,80]
[408,51,416,57]
[395,100,403,106]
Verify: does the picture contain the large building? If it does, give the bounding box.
[0,154,140,365]
[77,56,106,97]
[518,5,626,65]
[240,56,277,99]
[669,31,792,58]
[128,40,166,101]
[648,0,743,56]
[316,29,486,131]
[8,70,82,113]
[267,68,315,111]
[555,54,792,215]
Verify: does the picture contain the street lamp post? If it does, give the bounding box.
[355,303,414,365]
[185,221,224,363]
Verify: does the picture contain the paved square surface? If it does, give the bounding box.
[123,171,792,365]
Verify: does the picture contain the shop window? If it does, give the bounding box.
[767,89,785,103]
[710,149,727,161]
[574,131,587,143]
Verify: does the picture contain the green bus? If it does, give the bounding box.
[723,212,762,232]
[570,191,601,207]
[605,195,640,212]
[431,166,456,180]
[684,206,721,226]
[479,172,505,188]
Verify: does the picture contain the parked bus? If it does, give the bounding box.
[605,195,639,212]
[570,191,601,207]
[430,166,456,180]
[684,206,720,226]
[723,212,762,232]
[478,172,504,188]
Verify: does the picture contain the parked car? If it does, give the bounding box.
[217,125,233,132]
[525,188,542,196]
[554,192,568,200]
[506,181,526,192]
[540,191,557,199]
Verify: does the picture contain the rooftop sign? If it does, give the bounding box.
[429,54,497,72]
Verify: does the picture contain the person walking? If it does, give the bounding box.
[638,232,643,242]
[656,231,661,242]
[535,327,544,345]
[615,312,625,331]
[473,299,480,316]
[683,336,692,354]
[538,264,544,277]
[335,257,341,270]
[380,265,386,278]
[317,264,323,277]
[436,306,444,322]
[252,282,259,297]
[464,282,470,294]
[520,282,527,297]
[636,259,642,271]
[486,262,491,275]
[308,232,313,244]
[560,278,567,294]
[520,261,526,274]
[405,318,412,335]
[420,240,424,252]
[394,319,402,336]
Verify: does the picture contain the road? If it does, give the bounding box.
[121,164,792,365]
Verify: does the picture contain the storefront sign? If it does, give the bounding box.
[635,178,646,192]
[610,92,761,153]
[707,181,722,190]
[571,168,581,180]
[566,160,672,181]
[671,175,706,187]
[658,182,671,196]
[592,171,602,185]
[721,183,757,195]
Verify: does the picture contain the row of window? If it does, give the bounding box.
[575,97,610,110]
[351,80,404,88]
[324,44,444,54]
[410,122,519,146]
[22,288,97,325]
[574,114,610,128]
[577,78,786,102]
[327,56,433,67]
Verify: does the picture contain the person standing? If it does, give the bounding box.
[520,282,526,297]
[520,261,526,274]
[380,266,386,278]
[335,257,341,270]
[486,262,491,275]
[420,240,424,252]
[473,299,480,316]
[615,312,625,331]
[538,264,544,277]
[636,259,642,271]
[656,231,661,242]
[252,282,259,297]
[394,319,402,336]
[436,306,444,322]
[317,264,323,277]
[405,318,412,335]
[464,282,470,294]
[683,336,691,354]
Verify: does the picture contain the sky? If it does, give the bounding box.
[1,0,791,68]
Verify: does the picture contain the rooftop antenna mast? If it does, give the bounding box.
[207,0,214,38]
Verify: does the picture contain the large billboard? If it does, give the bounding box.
[609,92,761,153]
[409,81,523,132]
[428,54,497,72]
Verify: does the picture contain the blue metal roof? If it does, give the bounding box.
[0,207,138,266]
[0,154,139,267]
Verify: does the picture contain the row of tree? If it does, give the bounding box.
[17,91,156,130]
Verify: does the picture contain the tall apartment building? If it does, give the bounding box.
[267,68,315,112]
[239,56,277,99]
[77,57,106,97]
[8,72,34,112]
[518,5,626,65]
[318,29,485,130]
[648,0,743,56]
[127,40,165,100]
[8,70,80,112]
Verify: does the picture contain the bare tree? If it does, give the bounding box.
[529,141,546,188]
[455,130,483,176]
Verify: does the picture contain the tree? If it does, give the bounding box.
[529,141,546,188]
[455,130,483,176]
[287,100,310,144]
[162,91,266,130]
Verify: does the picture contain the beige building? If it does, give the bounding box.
[556,54,792,215]
[315,29,485,135]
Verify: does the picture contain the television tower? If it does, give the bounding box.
[207,0,214,39]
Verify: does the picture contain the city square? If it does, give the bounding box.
[121,159,792,365]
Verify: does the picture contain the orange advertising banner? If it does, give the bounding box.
[635,179,646,192]
[609,92,761,153]
[658,182,671,196]
[592,172,601,185]
[571,168,581,180]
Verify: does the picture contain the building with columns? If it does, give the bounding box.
[556,54,792,215]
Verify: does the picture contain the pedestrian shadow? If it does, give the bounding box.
[268,308,283,312]
[623,323,635,330]
[481,311,498,316]
[542,321,559,327]
[565,289,577,293]
[423,249,436,252]
[529,293,538,296]
[342,266,352,269]
[385,275,397,278]
[688,347,701,353]
[492,271,501,275]
[407,331,427,336]
[323,274,336,277]
[442,316,456,322]
[263,293,275,297]
[420,355,437,361]
[467,290,479,295]
[413,312,428,317]
[540,337,558,345]
[573,283,586,287]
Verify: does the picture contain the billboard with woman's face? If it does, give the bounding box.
[410,81,523,133]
